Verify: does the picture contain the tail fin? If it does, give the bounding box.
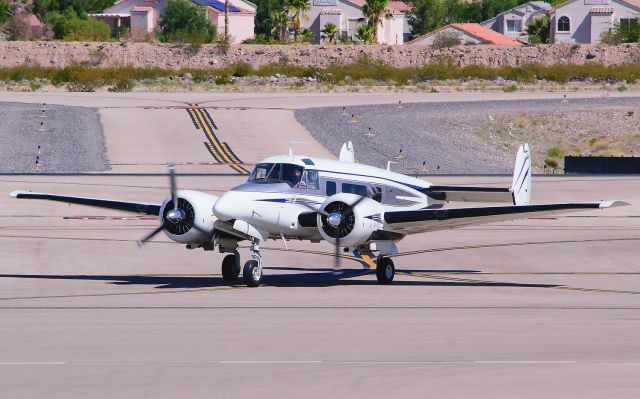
[339,141,355,163]
[511,143,531,205]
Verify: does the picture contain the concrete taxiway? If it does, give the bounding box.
[1,91,639,398]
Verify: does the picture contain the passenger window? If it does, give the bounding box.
[326,181,336,196]
[342,183,367,197]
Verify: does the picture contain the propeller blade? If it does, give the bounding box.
[333,235,342,275]
[137,222,166,247]
[298,200,330,217]
[342,196,366,218]
[169,166,178,210]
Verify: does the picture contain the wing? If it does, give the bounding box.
[10,190,161,215]
[384,201,629,235]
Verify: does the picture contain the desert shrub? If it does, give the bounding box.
[5,16,31,40]
[432,30,462,49]
[108,79,135,92]
[503,84,518,92]
[215,75,233,85]
[546,146,564,158]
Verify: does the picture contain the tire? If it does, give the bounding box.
[221,254,240,282]
[376,257,395,285]
[243,260,262,287]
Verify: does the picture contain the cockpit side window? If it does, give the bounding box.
[296,170,320,190]
[248,163,305,187]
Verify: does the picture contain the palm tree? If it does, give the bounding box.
[321,22,338,44]
[269,8,289,41]
[224,0,229,39]
[286,0,311,42]
[355,23,374,44]
[362,0,389,39]
[299,27,315,43]
[526,14,550,44]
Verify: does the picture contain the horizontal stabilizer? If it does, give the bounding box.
[426,186,513,203]
[10,190,161,215]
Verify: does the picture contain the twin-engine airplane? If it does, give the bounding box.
[11,143,627,287]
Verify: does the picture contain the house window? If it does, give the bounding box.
[506,20,522,32]
[620,18,638,33]
[557,16,570,32]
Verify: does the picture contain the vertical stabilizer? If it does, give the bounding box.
[339,141,355,163]
[511,143,531,205]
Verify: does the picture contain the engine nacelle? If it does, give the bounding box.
[316,193,384,247]
[160,190,219,244]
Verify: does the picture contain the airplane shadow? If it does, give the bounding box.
[0,269,558,289]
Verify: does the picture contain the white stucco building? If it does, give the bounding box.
[550,0,639,43]
[481,1,552,43]
[300,0,411,44]
[92,0,256,42]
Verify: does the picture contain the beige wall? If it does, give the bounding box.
[212,12,255,43]
[130,10,154,40]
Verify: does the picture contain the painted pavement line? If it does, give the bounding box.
[1,360,639,366]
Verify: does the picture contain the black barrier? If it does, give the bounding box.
[565,156,640,174]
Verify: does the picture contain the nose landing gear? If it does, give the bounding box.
[243,239,263,287]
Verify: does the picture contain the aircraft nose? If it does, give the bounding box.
[213,193,235,221]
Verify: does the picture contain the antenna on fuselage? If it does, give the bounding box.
[288,141,309,160]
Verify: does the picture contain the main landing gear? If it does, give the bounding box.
[375,256,395,285]
[221,252,240,282]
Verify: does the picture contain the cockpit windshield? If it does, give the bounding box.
[248,163,305,187]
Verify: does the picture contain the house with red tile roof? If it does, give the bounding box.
[405,23,524,46]
[480,1,552,43]
[300,0,412,44]
[550,0,639,44]
[91,0,256,42]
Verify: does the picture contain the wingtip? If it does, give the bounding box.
[9,190,24,198]
[599,200,630,209]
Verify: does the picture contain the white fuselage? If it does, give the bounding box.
[212,155,441,242]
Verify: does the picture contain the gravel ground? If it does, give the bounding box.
[295,96,640,174]
[0,102,108,173]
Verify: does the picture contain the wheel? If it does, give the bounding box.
[243,260,262,287]
[376,257,394,285]
[221,254,240,282]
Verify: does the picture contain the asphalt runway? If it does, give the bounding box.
[1,91,640,398]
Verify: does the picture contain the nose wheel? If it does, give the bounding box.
[243,239,263,287]
[376,256,395,285]
[243,260,262,287]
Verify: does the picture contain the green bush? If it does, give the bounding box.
[0,0,9,25]
[46,9,111,41]
[215,75,234,85]
[544,158,558,169]
[158,0,216,44]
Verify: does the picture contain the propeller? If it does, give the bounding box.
[137,167,208,246]
[298,196,366,275]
